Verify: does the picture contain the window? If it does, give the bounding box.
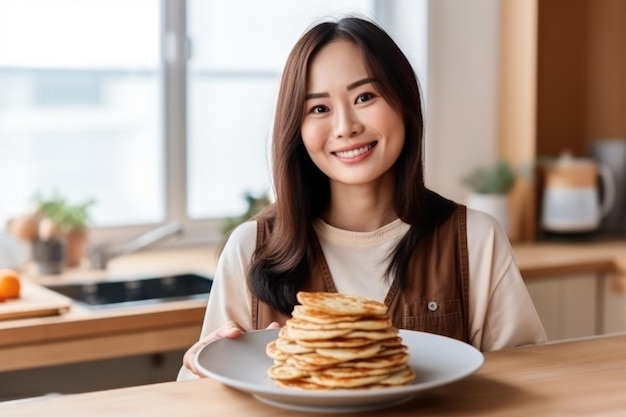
[0,0,426,246]
[186,0,379,219]
[0,0,162,229]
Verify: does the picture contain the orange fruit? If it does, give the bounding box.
[0,269,21,299]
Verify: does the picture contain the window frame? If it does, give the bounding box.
[89,0,224,248]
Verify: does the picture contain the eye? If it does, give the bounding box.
[355,92,374,104]
[309,104,329,114]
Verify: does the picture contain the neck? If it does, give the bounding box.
[323,174,397,232]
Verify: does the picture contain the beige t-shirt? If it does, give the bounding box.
[177,208,547,381]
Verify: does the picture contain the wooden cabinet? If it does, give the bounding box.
[426,1,626,242]
[498,0,626,242]
[536,0,626,156]
[526,274,598,341]
[526,272,626,341]
[601,273,626,334]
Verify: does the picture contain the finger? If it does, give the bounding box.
[183,335,217,375]
[182,321,245,376]
[266,321,281,329]
[222,322,244,339]
[182,340,206,376]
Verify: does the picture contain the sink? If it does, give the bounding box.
[44,273,213,310]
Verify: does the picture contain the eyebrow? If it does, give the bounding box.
[305,77,376,100]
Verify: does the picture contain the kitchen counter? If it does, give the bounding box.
[1,240,626,373]
[2,332,625,416]
[512,238,626,279]
[0,247,218,372]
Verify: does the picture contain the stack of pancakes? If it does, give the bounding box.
[266,291,415,390]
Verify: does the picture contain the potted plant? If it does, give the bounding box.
[461,161,517,235]
[33,192,96,268]
[219,191,269,248]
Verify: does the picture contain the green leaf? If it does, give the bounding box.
[461,161,517,194]
[33,191,96,232]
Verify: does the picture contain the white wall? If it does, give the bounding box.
[383,0,502,203]
[424,0,500,202]
[384,0,430,98]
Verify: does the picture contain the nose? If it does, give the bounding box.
[333,107,364,139]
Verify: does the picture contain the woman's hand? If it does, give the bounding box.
[182,320,281,377]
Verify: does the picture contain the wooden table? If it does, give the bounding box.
[2,333,625,416]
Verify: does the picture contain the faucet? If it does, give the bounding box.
[88,221,184,270]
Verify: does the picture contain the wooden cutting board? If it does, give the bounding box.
[0,279,72,321]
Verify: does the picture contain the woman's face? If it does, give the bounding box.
[301,39,405,189]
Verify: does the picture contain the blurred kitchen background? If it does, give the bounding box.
[0,0,429,250]
[2,0,625,249]
[2,0,626,403]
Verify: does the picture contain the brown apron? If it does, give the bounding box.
[251,205,470,343]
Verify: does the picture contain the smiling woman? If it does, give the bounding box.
[178,15,546,383]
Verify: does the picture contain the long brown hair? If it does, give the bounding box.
[248,16,454,314]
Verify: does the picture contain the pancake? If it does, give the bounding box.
[296,291,388,316]
[274,378,330,391]
[319,363,408,378]
[292,305,362,324]
[308,372,388,389]
[337,352,410,369]
[314,343,382,361]
[265,339,290,361]
[267,363,307,380]
[295,337,378,349]
[266,291,415,390]
[378,367,417,386]
[282,325,353,341]
[275,337,314,354]
[286,317,392,331]
[342,327,399,340]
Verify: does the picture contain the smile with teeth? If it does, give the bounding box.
[333,143,375,159]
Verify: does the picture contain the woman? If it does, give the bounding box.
[178,16,546,380]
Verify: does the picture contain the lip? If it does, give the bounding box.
[331,142,377,162]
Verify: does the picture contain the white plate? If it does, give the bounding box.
[194,328,484,413]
